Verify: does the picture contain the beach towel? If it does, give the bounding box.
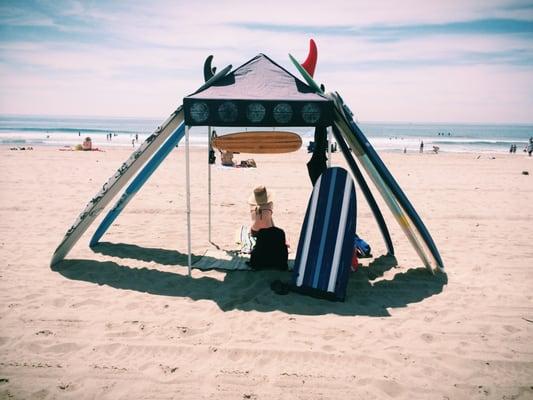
[236,225,256,254]
[355,235,372,258]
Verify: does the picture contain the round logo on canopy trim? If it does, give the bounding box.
[190,102,209,123]
[246,103,266,123]
[302,103,321,124]
[273,103,293,124]
[218,101,238,123]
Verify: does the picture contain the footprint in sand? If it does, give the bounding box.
[321,344,335,352]
[503,325,520,334]
[421,333,434,343]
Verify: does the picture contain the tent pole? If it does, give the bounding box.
[185,125,192,277]
[327,126,332,168]
[208,126,212,243]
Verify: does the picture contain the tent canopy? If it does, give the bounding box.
[183,54,333,127]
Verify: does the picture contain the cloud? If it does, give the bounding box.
[0,0,532,122]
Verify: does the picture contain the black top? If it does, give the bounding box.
[249,227,288,270]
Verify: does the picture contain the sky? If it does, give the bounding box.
[0,0,532,123]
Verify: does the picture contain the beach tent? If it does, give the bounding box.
[183,54,333,127]
[50,44,444,275]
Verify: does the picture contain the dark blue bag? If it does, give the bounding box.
[355,235,372,258]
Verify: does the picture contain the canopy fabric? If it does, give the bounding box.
[183,54,333,127]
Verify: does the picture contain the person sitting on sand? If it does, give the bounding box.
[249,185,274,236]
[220,150,234,167]
[82,137,92,151]
[247,186,288,270]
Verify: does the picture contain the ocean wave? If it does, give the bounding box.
[433,139,527,146]
[0,127,135,134]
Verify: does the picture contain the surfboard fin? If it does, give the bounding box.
[301,38,318,77]
[203,55,217,82]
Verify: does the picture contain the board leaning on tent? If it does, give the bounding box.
[89,122,186,246]
[50,108,184,266]
[288,52,444,274]
[212,131,302,154]
[330,94,444,273]
[290,49,395,257]
[50,64,234,266]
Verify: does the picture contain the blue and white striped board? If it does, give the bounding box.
[292,167,356,301]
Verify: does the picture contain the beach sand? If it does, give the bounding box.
[0,145,532,399]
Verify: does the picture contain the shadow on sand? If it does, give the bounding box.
[53,242,447,317]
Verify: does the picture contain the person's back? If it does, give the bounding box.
[247,185,288,270]
[221,151,234,166]
[250,204,273,234]
[248,186,274,235]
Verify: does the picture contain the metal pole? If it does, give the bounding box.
[327,126,332,168]
[185,125,192,277]
[208,126,212,243]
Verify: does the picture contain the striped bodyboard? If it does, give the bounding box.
[292,167,356,301]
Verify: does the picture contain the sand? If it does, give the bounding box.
[0,144,532,399]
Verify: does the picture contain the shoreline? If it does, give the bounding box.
[2,142,532,155]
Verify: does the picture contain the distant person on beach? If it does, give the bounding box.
[419,140,424,153]
[528,137,533,157]
[82,137,92,151]
[135,133,139,143]
[131,139,135,148]
[220,150,234,167]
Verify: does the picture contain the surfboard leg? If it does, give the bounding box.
[333,111,443,274]
[331,125,395,256]
[89,122,186,246]
[50,107,185,267]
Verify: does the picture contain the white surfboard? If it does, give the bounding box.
[50,107,184,266]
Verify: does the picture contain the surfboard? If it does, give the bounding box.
[50,108,184,266]
[331,125,394,256]
[332,99,443,273]
[89,122,185,246]
[292,167,356,301]
[289,54,322,93]
[331,94,444,273]
[50,64,234,266]
[289,53,394,257]
[289,53,443,273]
[211,131,302,154]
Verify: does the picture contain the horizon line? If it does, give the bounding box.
[1,112,532,127]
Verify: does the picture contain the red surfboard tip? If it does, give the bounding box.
[302,38,318,77]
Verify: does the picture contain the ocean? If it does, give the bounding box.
[1,114,532,154]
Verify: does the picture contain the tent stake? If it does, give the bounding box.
[185,125,192,277]
[327,125,332,168]
[208,126,212,244]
